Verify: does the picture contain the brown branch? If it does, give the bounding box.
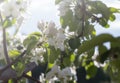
[3,28,11,64]
[77,0,86,38]
[23,74,41,83]
[0,50,26,75]
[0,12,11,64]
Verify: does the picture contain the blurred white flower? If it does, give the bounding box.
[1,0,20,17]
[37,21,66,51]
[0,0,30,18]
[38,21,45,32]
[30,48,46,64]
[39,73,45,83]
[58,67,76,80]
[44,21,57,37]
[46,65,61,80]
[45,65,76,83]
[58,0,72,16]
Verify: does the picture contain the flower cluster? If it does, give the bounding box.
[39,65,76,83]
[38,21,66,51]
[58,0,75,16]
[30,48,46,64]
[0,0,31,28]
[0,0,30,18]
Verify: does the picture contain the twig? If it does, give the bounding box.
[0,50,26,75]
[23,74,41,83]
[78,0,86,38]
[3,28,11,64]
[0,12,11,64]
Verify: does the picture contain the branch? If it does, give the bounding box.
[0,12,11,64]
[0,50,26,75]
[3,28,11,64]
[78,0,86,38]
[23,74,41,83]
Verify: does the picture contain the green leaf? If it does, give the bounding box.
[63,57,71,66]
[78,34,116,55]
[70,54,75,62]
[85,62,97,79]
[23,35,40,54]
[109,14,116,21]
[68,37,81,49]
[111,37,120,48]
[49,47,60,63]
[98,45,108,55]
[14,62,25,76]
[3,19,12,28]
[96,45,108,63]
[8,50,21,57]
[99,18,109,28]
[109,7,119,13]
[29,32,41,37]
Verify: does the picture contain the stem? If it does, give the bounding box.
[0,50,26,75]
[3,28,11,64]
[23,74,41,83]
[0,12,11,64]
[78,0,86,38]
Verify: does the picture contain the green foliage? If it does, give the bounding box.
[8,50,21,58]
[1,0,120,82]
[68,37,81,50]
[2,18,16,28]
[85,62,97,79]
[48,46,60,64]
[23,32,41,54]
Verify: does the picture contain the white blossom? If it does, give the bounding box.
[30,48,46,64]
[58,0,72,16]
[37,21,66,51]
[39,73,45,83]
[45,65,76,83]
[44,21,57,37]
[46,65,61,80]
[0,0,20,17]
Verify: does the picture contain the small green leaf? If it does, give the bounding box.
[85,62,97,79]
[109,7,119,13]
[8,50,20,57]
[49,47,60,63]
[23,35,40,54]
[109,14,116,21]
[70,54,75,62]
[3,19,12,28]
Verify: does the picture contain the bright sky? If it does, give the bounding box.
[20,0,120,37]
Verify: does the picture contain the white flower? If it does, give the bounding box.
[1,0,20,17]
[58,0,72,16]
[44,21,57,37]
[46,65,61,80]
[38,21,45,32]
[58,67,76,81]
[39,73,45,83]
[30,48,46,64]
[0,0,30,18]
